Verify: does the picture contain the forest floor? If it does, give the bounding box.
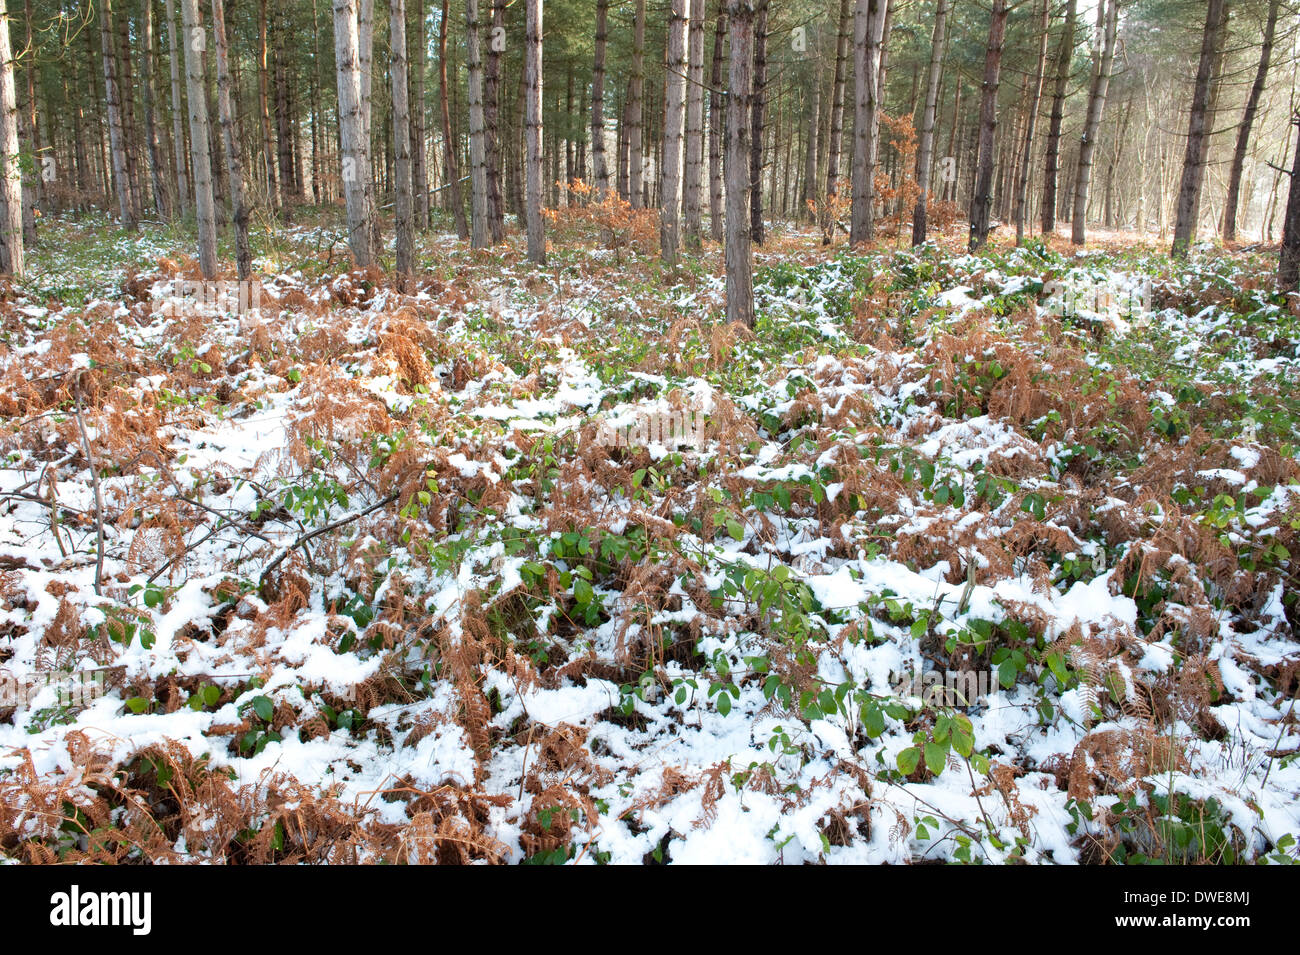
[0,210,1298,864]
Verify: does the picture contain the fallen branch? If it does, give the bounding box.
[71,382,105,597]
[257,491,400,597]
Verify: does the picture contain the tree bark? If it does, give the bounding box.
[0,0,21,276]
[211,0,251,279]
[465,0,490,247]
[708,5,727,242]
[1172,0,1228,258]
[1070,0,1118,245]
[140,0,171,219]
[333,0,375,266]
[683,0,706,246]
[629,0,646,208]
[256,0,278,211]
[591,0,610,196]
[968,0,1007,252]
[850,0,885,246]
[725,0,757,327]
[485,0,505,241]
[1040,0,1075,236]
[749,3,768,244]
[661,0,687,263]
[164,0,191,216]
[391,0,414,278]
[823,0,850,244]
[438,0,467,238]
[1223,0,1279,242]
[1014,0,1049,245]
[99,0,136,231]
[180,0,217,275]
[410,0,429,230]
[1280,115,1300,289]
[911,0,947,246]
[524,0,545,263]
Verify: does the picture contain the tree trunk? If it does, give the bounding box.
[256,0,278,211]
[99,0,136,231]
[524,0,545,263]
[725,0,757,327]
[1040,0,1075,236]
[465,0,490,247]
[591,0,610,196]
[800,80,820,225]
[823,0,850,244]
[1279,116,1300,289]
[211,0,251,279]
[911,0,947,246]
[683,0,705,246]
[391,0,414,278]
[629,0,646,208]
[1223,0,1279,242]
[1172,0,1228,258]
[164,0,191,216]
[708,5,727,242]
[661,0,687,263]
[410,0,429,230]
[438,0,467,238]
[0,0,21,276]
[139,0,170,219]
[968,0,1007,252]
[273,10,295,201]
[749,4,768,244]
[179,0,217,275]
[485,0,505,241]
[850,0,885,246]
[1070,0,1117,245]
[1014,0,1048,245]
[333,0,375,266]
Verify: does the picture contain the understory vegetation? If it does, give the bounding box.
[0,212,1297,864]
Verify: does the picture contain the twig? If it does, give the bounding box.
[257,491,400,595]
[71,384,105,596]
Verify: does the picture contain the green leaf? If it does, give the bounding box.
[924,741,948,776]
[125,697,151,714]
[726,518,744,542]
[251,695,274,722]
[897,747,921,775]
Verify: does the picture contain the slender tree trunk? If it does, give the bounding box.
[725,0,757,327]
[256,0,278,211]
[180,0,217,274]
[823,0,850,244]
[1070,0,1117,245]
[140,0,171,220]
[211,0,251,279]
[0,0,21,276]
[911,0,947,246]
[683,0,705,246]
[749,3,768,244]
[661,0,687,263]
[273,11,295,200]
[1223,0,1279,242]
[800,80,820,224]
[1040,0,1075,236]
[968,0,1007,252]
[333,0,375,266]
[591,0,610,196]
[1279,116,1300,289]
[410,0,429,229]
[485,0,505,241]
[391,0,414,278]
[1172,0,1228,258]
[850,0,885,245]
[524,0,545,263]
[114,6,143,221]
[164,0,191,216]
[628,0,647,209]
[1014,0,1048,245]
[708,5,727,242]
[99,0,136,230]
[438,0,467,237]
[465,0,490,247]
